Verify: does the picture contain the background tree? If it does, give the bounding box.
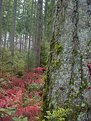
[10,0,17,57]
[0,0,3,46]
[34,0,43,67]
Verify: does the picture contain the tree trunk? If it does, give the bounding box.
[24,35,27,51]
[19,34,22,52]
[44,0,49,38]
[50,0,55,38]
[10,0,17,57]
[4,0,10,48]
[27,0,34,71]
[34,0,43,67]
[0,0,3,46]
[32,0,37,51]
[43,0,91,120]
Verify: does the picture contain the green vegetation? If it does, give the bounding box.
[42,108,71,121]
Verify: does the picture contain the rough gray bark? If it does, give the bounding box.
[44,0,91,120]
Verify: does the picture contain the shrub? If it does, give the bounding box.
[0,49,26,75]
[43,108,71,121]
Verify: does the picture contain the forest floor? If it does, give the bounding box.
[0,67,45,121]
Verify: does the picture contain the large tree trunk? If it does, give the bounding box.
[43,0,91,120]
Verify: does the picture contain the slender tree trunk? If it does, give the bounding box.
[44,0,48,38]
[0,0,3,46]
[4,0,10,48]
[24,35,27,51]
[28,0,33,50]
[50,0,55,38]
[35,0,43,67]
[22,34,25,51]
[15,34,18,49]
[27,0,34,71]
[32,0,36,51]
[10,0,17,57]
[7,32,10,48]
[20,34,22,52]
